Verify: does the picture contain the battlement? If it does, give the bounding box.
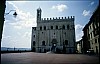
[41,16,75,21]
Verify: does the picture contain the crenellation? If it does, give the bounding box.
[72,16,75,21]
[44,18,46,20]
[53,17,54,19]
[50,18,51,20]
[73,16,74,18]
[56,17,57,19]
[59,17,60,19]
[47,18,49,20]
[62,17,63,19]
[41,16,75,21]
[65,17,66,19]
[71,16,72,18]
[68,16,69,19]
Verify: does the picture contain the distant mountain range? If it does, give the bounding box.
[1,47,31,51]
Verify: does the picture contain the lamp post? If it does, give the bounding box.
[5,10,17,17]
[0,1,17,44]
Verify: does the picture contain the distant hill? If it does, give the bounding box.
[1,47,31,51]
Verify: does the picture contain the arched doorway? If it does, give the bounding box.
[42,41,45,46]
[42,41,46,52]
[51,39,57,52]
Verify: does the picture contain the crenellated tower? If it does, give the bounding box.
[37,7,42,22]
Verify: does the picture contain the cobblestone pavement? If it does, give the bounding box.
[1,52,99,64]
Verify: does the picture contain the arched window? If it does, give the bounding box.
[65,40,68,45]
[56,25,58,29]
[51,26,53,29]
[42,41,45,46]
[67,25,69,30]
[62,25,65,29]
[40,26,42,30]
[33,35,35,38]
[33,41,36,46]
[44,26,46,30]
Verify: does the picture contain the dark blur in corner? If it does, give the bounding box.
[0,0,6,45]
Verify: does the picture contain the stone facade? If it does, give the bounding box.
[31,7,76,53]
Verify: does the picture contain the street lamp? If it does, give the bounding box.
[5,10,17,18]
[13,12,17,18]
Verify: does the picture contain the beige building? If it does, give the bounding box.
[83,6,99,54]
[31,7,76,53]
[76,39,83,53]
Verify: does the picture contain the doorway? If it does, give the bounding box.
[51,39,57,52]
[96,46,98,54]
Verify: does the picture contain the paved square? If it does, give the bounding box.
[1,52,99,64]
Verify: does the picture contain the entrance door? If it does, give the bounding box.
[51,39,57,52]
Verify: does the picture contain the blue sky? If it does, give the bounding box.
[1,0,99,48]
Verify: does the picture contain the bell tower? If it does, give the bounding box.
[37,7,42,22]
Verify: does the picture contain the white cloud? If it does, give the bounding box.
[88,1,95,6]
[75,24,84,41]
[9,15,36,29]
[75,24,84,30]
[22,32,31,38]
[51,4,68,12]
[82,10,91,16]
[90,1,94,5]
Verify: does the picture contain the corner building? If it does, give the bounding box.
[31,7,76,53]
[82,5,99,54]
